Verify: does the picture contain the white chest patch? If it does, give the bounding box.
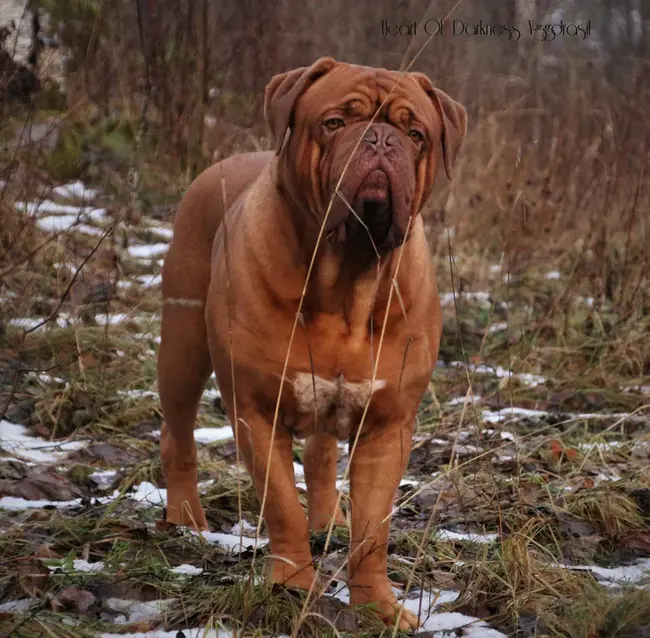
[291,372,387,419]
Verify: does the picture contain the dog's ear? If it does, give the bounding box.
[410,72,468,180]
[264,57,337,154]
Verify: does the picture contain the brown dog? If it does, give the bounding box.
[158,57,467,629]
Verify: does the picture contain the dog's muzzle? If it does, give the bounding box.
[353,169,393,247]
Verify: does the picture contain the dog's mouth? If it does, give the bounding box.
[327,169,397,252]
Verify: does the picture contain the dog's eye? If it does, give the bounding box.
[408,129,424,143]
[323,117,345,131]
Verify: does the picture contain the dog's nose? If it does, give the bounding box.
[362,125,397,152]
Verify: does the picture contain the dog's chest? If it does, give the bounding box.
[288,372,386,439]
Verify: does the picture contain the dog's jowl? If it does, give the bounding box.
[157,57,467,629]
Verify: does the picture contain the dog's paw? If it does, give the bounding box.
[270,557,319,592]
[359,598,419,630]
[350,581,420,629]
[164,494,208,531]
[382,602,419,630]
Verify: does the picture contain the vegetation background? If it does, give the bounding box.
[0,1,649,637]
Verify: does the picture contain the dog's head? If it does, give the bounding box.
[265,57,467,255]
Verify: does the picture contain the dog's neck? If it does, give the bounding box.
[242,159,427,337]
[309,248,394,346]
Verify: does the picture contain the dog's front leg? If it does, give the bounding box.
[235,411,317,590]
[348,418,419,629]
[304,432,347,531]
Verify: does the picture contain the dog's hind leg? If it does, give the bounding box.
[158,301,212,529]
[156,155,268,530]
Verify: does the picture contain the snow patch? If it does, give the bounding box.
[396,604,507,636]
[401,589,460,618]
[450,361,545,388]
[481,428,516,441]
[94,313,132,325]
[76,223,105,237]
[440,291,492,307]
[560,558,650,588]
[624,385,650,394]
[454,444,484,455]
[100,629,230,638]
[137,273,163,287]
[448,394,482,406]
[46,559,106,573]
[118,389,158,399]
[0,496,81,510]
[436,529,499,544]
[104,598,177,624]
[89,470,119,489]
[0,479,209,512]
[194,530,269,552]
[483,408,632,426]
[231,519,256,535]
[202,388,222,402]
[482,407,551,424]
[129,481,166,506]
[193,426,233,444]
[128,244,168,259]
[144,222,174,241]
[0,599,37,613]
[34,214,81,232]
[52,181,100,200]
[0,420,85,464]
[170,564,204,576]
[15,200,100,216]
[578,440,625,451]
[488,322,508,334]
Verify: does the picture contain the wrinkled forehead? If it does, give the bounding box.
[296,63,439,126]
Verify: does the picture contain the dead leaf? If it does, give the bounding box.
[560,518,597,538]
[91,580,160,602]
[155,518,177,533]
[26,509,52,522]
[548,388,576,409]
[51,586,96,614]
[0,460,28,482]
[78,351,97,373]
[620,531,650,551]
[69,442,145,466]
[549,439,563,459]
[562,535,604,564]
[0,467,80,501]
[565,447,578,461]
[16,558,50,598]
[312,596,358,632]
[426,569,462,591]
[34,545,62,559]
[630,489,650,518]
[519,481,543,505]
[125,622,154,633]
